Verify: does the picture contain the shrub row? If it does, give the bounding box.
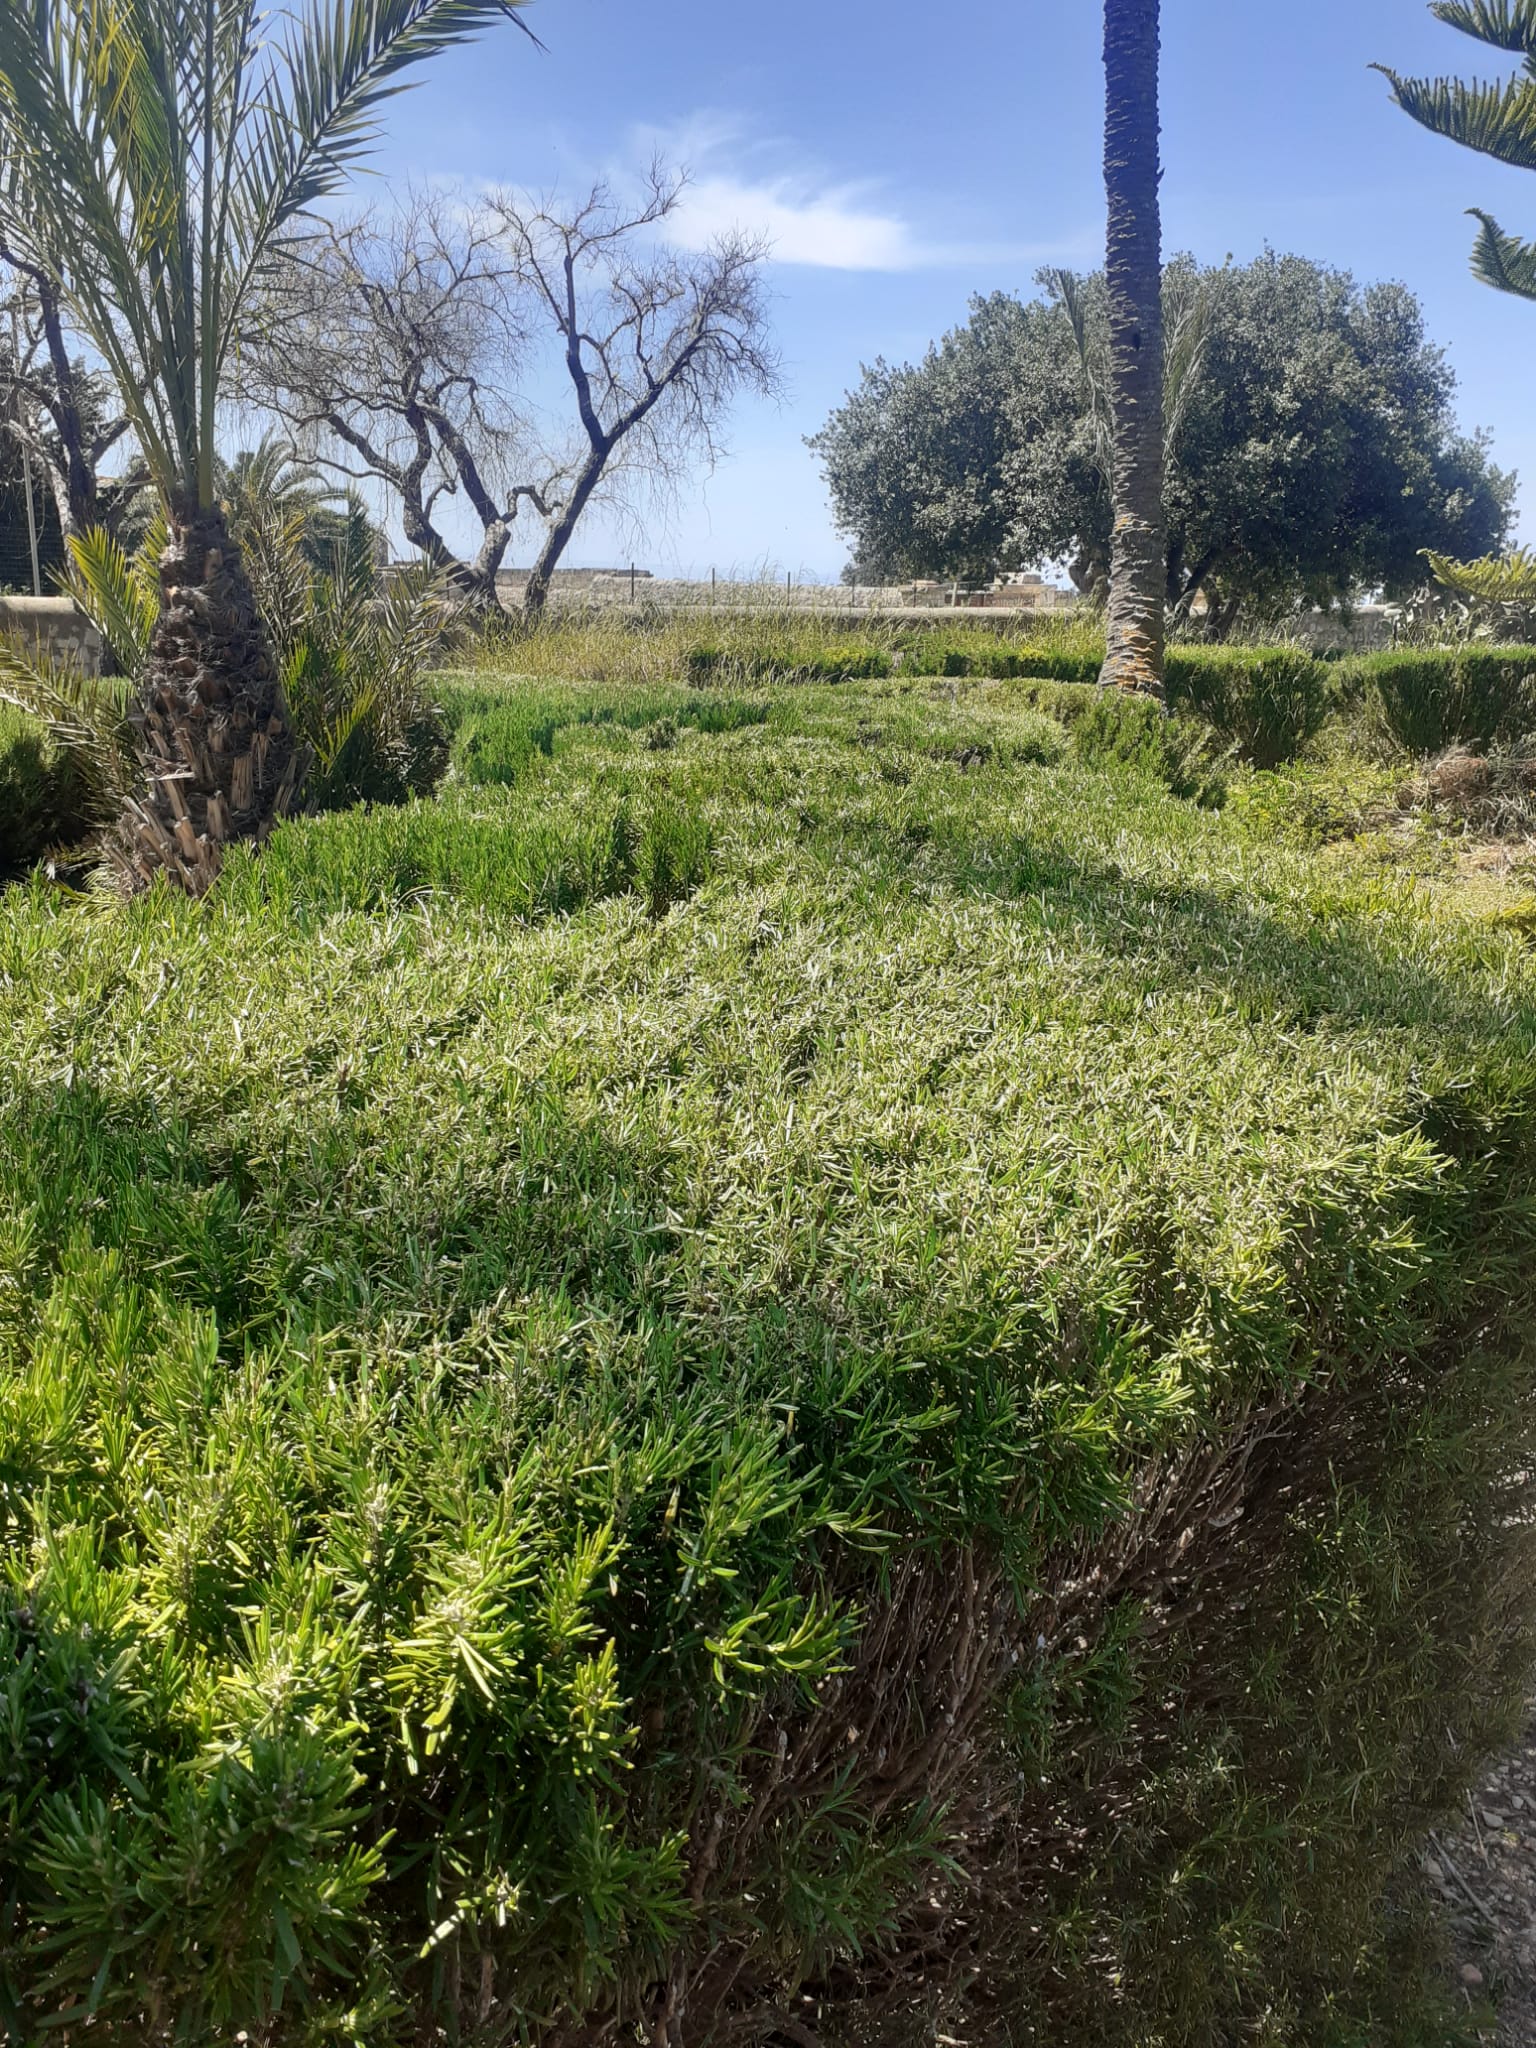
[0,708,93,881]
[1334,647,1536,755]
[223,783,714,924]
[679,640,1330,766]
[4,690,1536,2042]
[679,636,1536,766]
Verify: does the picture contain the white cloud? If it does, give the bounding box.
[669,172,925,271]
[633,120,1094,275]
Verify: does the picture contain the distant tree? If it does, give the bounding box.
[1101,0,1167,693]
[216,439,385,582]
[1377,3,1536,304]
[812,255,1513,636]
[0,256,144,544]
[254,169,780,616]
[813,294,1084,590]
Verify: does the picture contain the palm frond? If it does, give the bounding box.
[220,0,537,352]
[1375,65,1536,169]
[1426,545,1536,600]
[1430,1,1536,56]
[0,637,137,826]
[1045,268,1114,481]
[1467,206,1536,296]
[240,502,321,663]
[1162,271,1214,457]
[64,527,159,677]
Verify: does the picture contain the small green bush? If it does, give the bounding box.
[222,784,712,923]
[446,688,770,788]
[1013,676,1228,802]
[1338,648,1536,756]
[1164,645,1330,769]
[0,708,91,880]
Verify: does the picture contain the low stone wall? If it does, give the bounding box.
[1290,607,1396,655]
[0,595,103,675]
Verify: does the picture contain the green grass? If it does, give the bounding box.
[472,602,1107,689]
[2,666,1534,2044]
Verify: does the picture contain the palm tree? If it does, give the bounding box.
[1377,3,1536,305]
[1099,0,1167,697]
[0,0,532,890]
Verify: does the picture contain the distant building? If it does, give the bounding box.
[495,566,652,594]
[949,572,1077,613]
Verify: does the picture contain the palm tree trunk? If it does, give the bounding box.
[1099,0,1167,698]
[119,499,307,892]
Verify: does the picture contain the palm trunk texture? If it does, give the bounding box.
[1099,0,1167,697]
[120,502,308,892]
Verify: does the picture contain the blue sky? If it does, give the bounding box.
[368,0,1536,578]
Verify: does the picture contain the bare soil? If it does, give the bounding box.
[1431,1715,1536,2043]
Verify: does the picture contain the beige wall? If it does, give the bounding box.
[0,596,104,675]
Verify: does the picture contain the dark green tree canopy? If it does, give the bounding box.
[811,253,1514,630]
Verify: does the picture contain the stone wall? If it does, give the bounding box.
[0,596,104,675]
[1289,606,1397,655]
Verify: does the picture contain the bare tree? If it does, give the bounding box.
[243,191,537,608]
[250,167,778,614]
[487,167,779,616]
[1,249,144,539]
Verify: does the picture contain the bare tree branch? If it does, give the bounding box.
[1,247,146,540]
[243,166,780,615]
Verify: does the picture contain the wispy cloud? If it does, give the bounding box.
[636,117,1082,274]
[669,171,925,271]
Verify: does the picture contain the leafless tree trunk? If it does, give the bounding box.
[247,171,777,621]
[1,248,142,538]
[1099,0,1168,697]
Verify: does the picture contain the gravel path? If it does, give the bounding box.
[1431,1717,1536,2044]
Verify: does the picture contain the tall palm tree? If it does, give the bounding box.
[1377,3,1536,306]
[0,0,532,890]
[1099,0,1167,697]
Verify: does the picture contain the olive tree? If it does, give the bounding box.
[812,255,1513,635]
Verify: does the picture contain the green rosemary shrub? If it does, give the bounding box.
[1163,644,1330,768]
[1337,647,1536,755]
[1,670,1533,2046]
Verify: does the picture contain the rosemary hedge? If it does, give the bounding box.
[0,706,90,882]
[1335,647,1536,755]
[2,673,1534,2045]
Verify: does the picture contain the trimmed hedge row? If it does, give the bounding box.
[0,708,92,882]
[683,637,1536,766]
[1334,648,1536,756]
[4,686,1536,2045]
